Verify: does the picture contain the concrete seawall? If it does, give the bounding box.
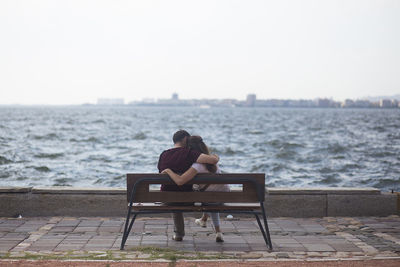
[0,186,397,217]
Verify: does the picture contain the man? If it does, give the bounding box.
[158,130,219,241]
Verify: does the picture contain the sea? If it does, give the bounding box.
[0,106,399,191]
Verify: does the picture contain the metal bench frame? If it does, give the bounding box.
[120,174,272,250]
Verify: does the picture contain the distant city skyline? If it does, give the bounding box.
[1,0,399,105]
[92,93,399,108]
[1,92,400,106]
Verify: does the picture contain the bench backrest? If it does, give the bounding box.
[126,173,266,203]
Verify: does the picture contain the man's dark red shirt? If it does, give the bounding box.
[157,147,201,191]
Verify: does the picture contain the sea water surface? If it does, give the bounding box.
[0,106,399,191]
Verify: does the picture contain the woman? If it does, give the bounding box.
[161,135,229,242]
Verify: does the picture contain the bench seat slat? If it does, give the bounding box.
[131,203,261,211]
[133,191,259,203]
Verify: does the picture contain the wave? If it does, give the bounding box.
[86,137,100,142]
[209,147,244,156]
[52,178,71,186]
[224,147,244,155]
[314,175,342,184]
[326,143,348,154]
[372,126,386,132]
[92,119,106,123]
[0,155,12,165]
[82,155,112,163]
[367,151,396,158]
[271,163,285,172]
[267,139,305,150]
[94,178,104,184]
[319,167,334,174]
[247,130,264,135]
[34,153,64,159]
[113,174,125,180]
[373,178,400,188]
[338,163,361,172]
[332,155,345,159]
[31,133,58,140]
[387,133,400,139]
[133,132,147,140]
[250,163,269,172]
[275,150,297,160]
[296,156,322,163]
[70,137,100,143]
[33,166,51,172]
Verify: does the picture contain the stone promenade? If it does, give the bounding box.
[1,215,400,263]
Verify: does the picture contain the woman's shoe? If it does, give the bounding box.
[216,232,224,242]
[195,218,207,228]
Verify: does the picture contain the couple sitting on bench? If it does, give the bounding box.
[158,130,228,243]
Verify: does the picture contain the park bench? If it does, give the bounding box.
[120,173,273,250]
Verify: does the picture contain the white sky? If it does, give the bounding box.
[0,0,399,105]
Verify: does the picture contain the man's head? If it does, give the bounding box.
[173,130,190,146]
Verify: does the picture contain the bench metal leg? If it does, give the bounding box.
[254,213,270,250]
[121,206,132,250]
[120,213,137,250]
[126,213,137,239]
[260,202,273,250]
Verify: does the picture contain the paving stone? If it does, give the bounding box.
[73,227,98,232]
[136,253,151,258]
[54,244,84,251]
[303,243,335,252]
[50,227,75,232]
[329,244,362,252]
[238,252,263,259]
[276,252,290,258]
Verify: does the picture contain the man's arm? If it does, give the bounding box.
[161,168,198,186]
[196,153,219,164]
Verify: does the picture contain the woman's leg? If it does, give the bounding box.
[209,212,224,242]
[209,212,221,233]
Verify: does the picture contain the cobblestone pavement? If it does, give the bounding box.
[0,216,400,261]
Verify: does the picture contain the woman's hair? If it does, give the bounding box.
[187,136,217,173]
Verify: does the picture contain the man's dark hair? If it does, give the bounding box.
[173,130,190,144]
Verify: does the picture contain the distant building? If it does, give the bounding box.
[142,98,156,103]
[317,98,332,108]
[246,94,256,107]
[354,100,371,108]
[296,99,315,108]
[380,99,393,108]
[97,98,124,105]
[172,93,179,100]
[220,99,237,107]
[342,99,354,108]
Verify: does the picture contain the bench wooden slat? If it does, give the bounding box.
[131,202,261,211]
[133,191,258,203]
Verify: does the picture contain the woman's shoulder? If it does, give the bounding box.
[191,162,206,172]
